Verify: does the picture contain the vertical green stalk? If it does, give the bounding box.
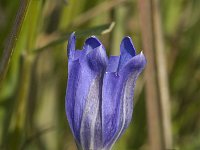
[9,54,34,150]
[59,0,83,30]
[151,0,173,148]
[110,5,126,55]
[2,0,43,149]
[0,0,31,87]
[138,0,164,149]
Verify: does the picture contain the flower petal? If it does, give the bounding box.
[79,44,108,150]
[102,72,122,148]
[80,75,103,150]
[119,52,146,76]
[66,34,108,149]
[102,52,146,149]
[106,56,120,73]
[82,36,103,56]
[67,32,76,60]
[118,37,136,70]
[65,59,81,143]
[85,36,102,49]
[120,36,136,56]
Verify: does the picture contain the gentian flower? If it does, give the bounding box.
[65,32,146,150]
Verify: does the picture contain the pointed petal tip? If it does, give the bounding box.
[68,32,76,42]
[121,36,133,45]
[135,51,147,68]
[118,51,146,75]
[85,36,102,49]
[91,35,96,38]
[120,36,136,56]
[139,51,146,62]
[67,32,77,59]
[71,31,76,36]
[122,36,132,40]
[86,44,108,72]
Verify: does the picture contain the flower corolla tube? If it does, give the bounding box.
[65,32,146,150]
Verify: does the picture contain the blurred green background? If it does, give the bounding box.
[0,0,200,150]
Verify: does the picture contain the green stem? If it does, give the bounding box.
[151,0,173,148]
[0,0,31,87]
[138,0,164,149]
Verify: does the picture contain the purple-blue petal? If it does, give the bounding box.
[86,45,108,72]
[102,52,146,149]
[102,72,122,147]
[106,56,120,72]
[79,76,103,150]
[82,36,103,56]
[65,60,81,143]
[66,34,108,149]
[120,36,136,56]
[85,36,102,49]
[78,40,107,150]
[118,36,136,71]
[119,52,146,76]
[67,32,76,60]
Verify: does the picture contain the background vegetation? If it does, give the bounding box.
[0,0,200,150]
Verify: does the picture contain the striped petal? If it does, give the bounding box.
[66,35,108,147]
[102,54,146,149]
[66,33,146,150]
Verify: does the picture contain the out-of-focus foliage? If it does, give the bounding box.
[0,0,200,150]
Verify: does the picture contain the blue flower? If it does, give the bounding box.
[65,32,146,150]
